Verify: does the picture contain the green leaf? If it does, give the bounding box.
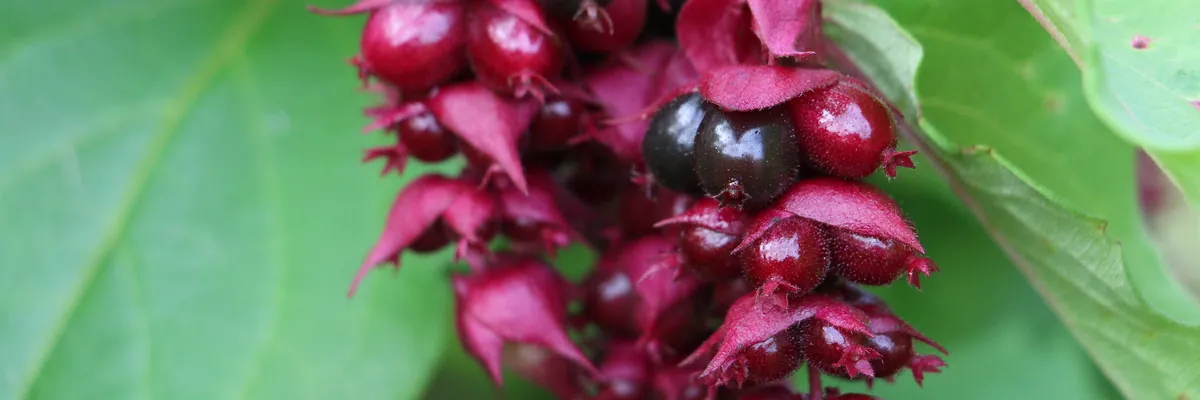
[826,0,1200,398]
[1019,0,1200,214]
[0,0,453,398]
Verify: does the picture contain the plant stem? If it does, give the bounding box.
[808,364,823,400]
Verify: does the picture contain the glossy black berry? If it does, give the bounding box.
[642,92,709,195]
[694,106,801,210]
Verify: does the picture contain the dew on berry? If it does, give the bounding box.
[694,106,802,209]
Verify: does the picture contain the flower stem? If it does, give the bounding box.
[808,364,823,400]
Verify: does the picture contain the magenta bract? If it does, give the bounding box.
[770,177,925,253]
[654,197,743,235]
[429,82,537,192]
[676,0,759,73]
[747,0,822,58]
[583,42,677,161]
[452,258,598,386]
[684,293,871,387]
[352,175,473,295]
[498,171,582,255]
[699,65,841,111]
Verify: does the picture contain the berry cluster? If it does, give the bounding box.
[312,0,946,398]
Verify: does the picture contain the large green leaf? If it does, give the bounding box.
[826,0,1200,398]
[1019,0,1200,214]
[0,0,453,398]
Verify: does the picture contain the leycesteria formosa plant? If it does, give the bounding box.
[312,0,945,398]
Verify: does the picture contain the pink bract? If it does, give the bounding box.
[453,258,599,386]
[429,82,538,192]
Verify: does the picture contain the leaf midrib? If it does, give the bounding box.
[15,0,281,396]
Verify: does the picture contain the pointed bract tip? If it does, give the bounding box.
[905,256,939,289]
[307,0,392,16]
[908,355,946,386]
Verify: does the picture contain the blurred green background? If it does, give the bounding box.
[1,0,1195,398]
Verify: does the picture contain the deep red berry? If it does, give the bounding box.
[539,0,613,19]
[618,186,693,238]
[565,143,626,204]
[528,98,587,151]
[828,229,939,288]
[740,217,830,299]
[828,230,908,286]
[358,3,466,92]
[695,107,802,210]
[396,112,458,162]
[460,141,493,171]
[643,92,710,195]
[789,79,906,178]
[679,224,744,281]
[647,295,713,360]
[595,342,653,400]
[583,266,640,338]
[563,0,647,53]
[409,221,451,253]
[675,202,746,281]
[466,5,565,99]
[814,278,889,311]
[739,327,804,385]
[796,320,880,378]
[865,331,913,378]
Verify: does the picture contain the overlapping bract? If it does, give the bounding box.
[313,0,948,398]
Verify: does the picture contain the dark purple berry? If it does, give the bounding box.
[397,112,458,162]
[466,5,565,99]
[695,106,802,210]
[642,92,710,195]
[740,218,829,297]
[789,79,903,179]
[529,98,587,151]
[359,3,466,92]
